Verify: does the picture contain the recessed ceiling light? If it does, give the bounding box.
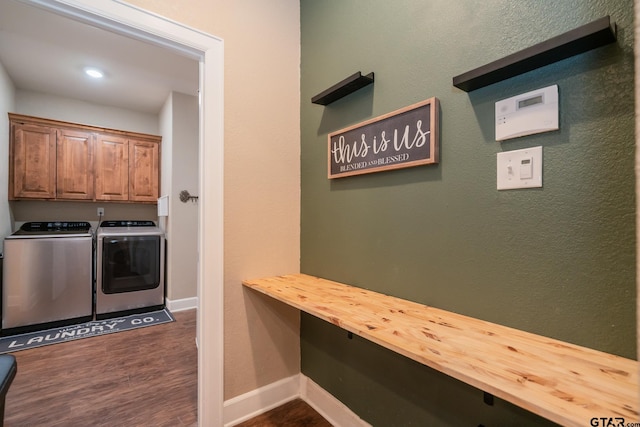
[84,67,104,79]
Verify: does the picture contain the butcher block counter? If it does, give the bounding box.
[243,273,638,427]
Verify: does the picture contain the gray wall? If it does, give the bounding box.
[0,62,15,253]
[15,90,158,134]
[158,92,199,302]
[300,1,635,425]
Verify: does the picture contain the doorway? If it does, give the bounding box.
[11,1,224,425]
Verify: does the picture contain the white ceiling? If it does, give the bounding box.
[0,0,199,114]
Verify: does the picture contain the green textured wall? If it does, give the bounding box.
[300,1,635,426]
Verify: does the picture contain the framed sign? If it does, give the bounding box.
[328,97,439,179]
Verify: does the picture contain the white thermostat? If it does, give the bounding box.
[495,85,559,141]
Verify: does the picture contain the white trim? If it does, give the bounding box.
[301,376,372,427]
[23,0,219,57]
[223,375,300,427]
[166,297,198,312]
[198,31,225,427]
[18,2,226,426]
[222,374,370,427]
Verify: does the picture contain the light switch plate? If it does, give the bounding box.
[497,146,542,190]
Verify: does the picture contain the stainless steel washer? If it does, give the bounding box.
[2,221,93,335]
[96,220,165,319]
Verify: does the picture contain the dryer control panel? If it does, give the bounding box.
[99,220,155,228]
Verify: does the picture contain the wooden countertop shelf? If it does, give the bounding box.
[243,274,639,427]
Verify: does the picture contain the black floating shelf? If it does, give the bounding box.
[452,16,616,92]
[312,71,374,105]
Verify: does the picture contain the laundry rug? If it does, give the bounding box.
[0,308,174,354]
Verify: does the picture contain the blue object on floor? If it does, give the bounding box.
[0,354,16,426]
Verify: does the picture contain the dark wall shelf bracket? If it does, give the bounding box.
[452,16,617,92]
[312,71,374,105]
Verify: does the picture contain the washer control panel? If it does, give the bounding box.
[19,221,91,232]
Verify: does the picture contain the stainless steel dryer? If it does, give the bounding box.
[2,221,93,335]
[96,220,165,319]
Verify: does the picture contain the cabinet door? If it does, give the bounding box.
[10,122,57,199]
[56,129,94,200]
[95,134,129,201]
[129,139,159,202]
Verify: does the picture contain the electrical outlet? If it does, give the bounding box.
[97,207,105,216]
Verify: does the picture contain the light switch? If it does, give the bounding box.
[497,146,542,190]
[520,157,533,179]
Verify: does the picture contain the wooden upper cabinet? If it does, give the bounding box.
[95,134,129,201]
[8,113,161,203]
[129,139,159,202]
[10,122,57,199]
[56,129,94,200]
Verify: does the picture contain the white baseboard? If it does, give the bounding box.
[301,376,372,427]
[223,374,300,427]
[223,373,370,427]
[165,296,198,312]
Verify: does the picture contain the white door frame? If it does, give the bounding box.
[20,1,224,425]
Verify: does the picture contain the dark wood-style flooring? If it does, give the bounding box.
[5,310,198,427]
[3,309,331,427]
[236,399,332,427]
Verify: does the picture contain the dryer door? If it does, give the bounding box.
[101,235,161,294]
